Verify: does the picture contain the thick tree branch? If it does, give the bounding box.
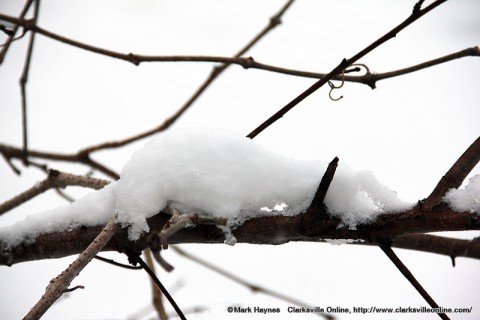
[2,205,478,266]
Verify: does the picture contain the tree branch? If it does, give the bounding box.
[1,11,475,91]
[0,143,119,179]
[423,136,480,210]
[2,205,479,266]
[23,212,119,320]
[380,244,450,320]
[0,0,34,64]
[0,169,109,216]
[246,0,449,138]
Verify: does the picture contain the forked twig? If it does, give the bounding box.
[0,0,34,64]
[19,0,40,165]
[246,0,449,139]
[23,212,119,320]
[0,169,110,216]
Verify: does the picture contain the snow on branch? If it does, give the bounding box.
[0,129,479,266]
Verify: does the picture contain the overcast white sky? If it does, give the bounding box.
[1,0,479,319]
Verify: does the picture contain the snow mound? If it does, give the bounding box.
[444,174,480,213]
[1,128,412,245]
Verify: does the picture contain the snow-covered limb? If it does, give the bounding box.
[0,129,479,265]
[1,205,479,266]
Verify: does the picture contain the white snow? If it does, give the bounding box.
[444,174,480,213]
[0,128,413,246]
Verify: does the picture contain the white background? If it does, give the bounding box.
[0,0,479,319]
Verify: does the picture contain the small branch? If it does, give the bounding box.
[19,0,40,165]
[64,285,84,293]
[0,144,119,179]
[77,0,295,155]
[94,255,142,270]
[309,157,339,210]
[379,244,450,320]
[171,246,334,320]
[423,135,480,210]
[23,212,119,320]
[133,255,186,320]
[144,249,169,320]
[0,0,34,64]
[246,0,449,138]
[0,169,110,216]
[391,234,480,260]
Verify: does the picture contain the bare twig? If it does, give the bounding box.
[246,0,449,138]
[423,136,480,210]
[64,285,84,293]
[171,246,334,320]
[0,0,34,64]
[379,244,450,320]
[77,0,295,155]
[145,249,169,320]
[0,144,119,179]
[0,169,110,216]
[133,255,186,320]
[94,255,142,270]
[23,212,119,320]
[390,234,480,261]
[19,0,40,165]
[309,157,339,210]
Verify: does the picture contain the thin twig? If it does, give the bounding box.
[23,212,119,320]
[379,244,450,320]
[0,0,34,64]
[0,1,295,172]
[390,234,480,261]
[309,157,339,210]
[133,255,187,320]
[171,246,334,320]
[78,0,295,155]
[246,0,449,138]
[423,135,480,210]
[0,144,119,179]
[145,249,169,320]
[19,0,40,165]
[0,169,110,216]
[94,255,142,270]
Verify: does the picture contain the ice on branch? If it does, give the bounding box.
[0,128,412,245]
[444,174,480,213]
